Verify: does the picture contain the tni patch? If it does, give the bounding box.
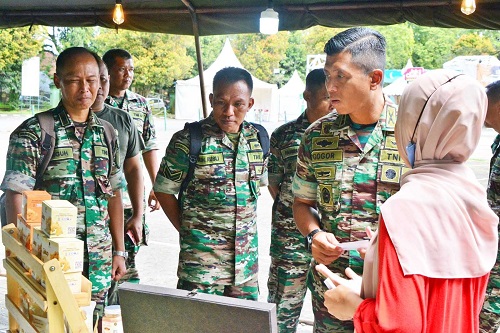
[94,146,109,158]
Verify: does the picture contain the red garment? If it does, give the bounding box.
[354,218,489,333]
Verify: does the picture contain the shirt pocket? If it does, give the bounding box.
[192,163,227,204]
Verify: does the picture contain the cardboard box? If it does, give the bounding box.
[32,227,45,260]
[64,271,83,294]
[41,237,84,273]
[41,200,77,238]
[22,190,51,223]
[17,214,41,251]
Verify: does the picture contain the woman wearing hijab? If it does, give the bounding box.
[318,70,499,332]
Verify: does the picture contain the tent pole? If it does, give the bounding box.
[182,0,208,118]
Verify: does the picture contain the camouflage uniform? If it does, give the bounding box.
[105,90,157,293]
[267,112,313,332]
[0,105,123,316]
[292,102,406,333]
[480,134,500,333]
[153,114,268,300]
[95,104,145,305]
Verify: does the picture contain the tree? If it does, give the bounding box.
[279,31,307,83]
[375,24,414,69]
[0,27,44,108]
[92,29,195,97]
[452,33,496,56]
[410,25,461,69]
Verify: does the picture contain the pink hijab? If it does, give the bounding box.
[378,70,497,279]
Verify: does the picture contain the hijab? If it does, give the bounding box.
[379,69,498,278]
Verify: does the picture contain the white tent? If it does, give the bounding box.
[443,55,500,86]
[383,77,408,97]
[175,39,279,121]
[278,70,305,122]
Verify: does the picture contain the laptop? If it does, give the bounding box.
[119,282,278,333]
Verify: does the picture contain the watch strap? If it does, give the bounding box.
[112,250,128,259]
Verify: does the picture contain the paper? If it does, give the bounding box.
[337,240,370,251]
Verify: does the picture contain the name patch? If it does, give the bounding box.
[197,153,224,165]
[52,147,73,161]
[312,136,339,150]
[311,150,343,163]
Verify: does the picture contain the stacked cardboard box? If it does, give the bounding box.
[16,192,84,294]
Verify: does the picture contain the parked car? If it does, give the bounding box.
[146,97,166,110]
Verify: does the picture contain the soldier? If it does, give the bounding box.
[92,55,146,297]
[0,47,126,320]
[267,69,333,332]
[292,27,406,332]
[102,48,160,304]
[154,67,269,301]
[481,80,500,333]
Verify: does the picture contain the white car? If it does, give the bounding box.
[146,98,165,110]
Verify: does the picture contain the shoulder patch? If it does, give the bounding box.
[17,129,38,142]
[175,142,189,155]
[164,165,183,182]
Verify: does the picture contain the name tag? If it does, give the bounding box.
[52,147,73,161]
[380,149,401,163]
[248,152,263,163]
[311,150,343,163]
[197,153,224,165]
[312,136,339,150]
[94,146,109,158]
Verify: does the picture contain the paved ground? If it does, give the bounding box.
[0,114,495,332]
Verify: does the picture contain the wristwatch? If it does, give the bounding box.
[112,250,128,259]
[305,229,323,252]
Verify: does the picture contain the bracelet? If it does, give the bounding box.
[112,250,128,259]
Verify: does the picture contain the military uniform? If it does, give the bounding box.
[267,112,313,332]
[153,114,268,300]
[95,104,145,305]
[105,90,157,296]
[480,134,500,333]
[0,105,123,315]
[292,101,406,333]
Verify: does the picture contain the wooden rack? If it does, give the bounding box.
[2,224,91,333]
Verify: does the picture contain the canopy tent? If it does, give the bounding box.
[278,71,306,122]
[1,1,500,34]
[443,55,500,86]
[175,39,278,121]
[383,77,408,97]
[1,0,499,117]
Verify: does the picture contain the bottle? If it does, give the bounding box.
[101,305,123,333]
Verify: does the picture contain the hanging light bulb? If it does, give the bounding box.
[113,0,125,25]
[259,3,279,35]
[461,0,476,15]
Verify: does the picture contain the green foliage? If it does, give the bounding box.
[375,24,415,69]
[92,29,195,96]
[0,27,44,107]
[451,33,496,56]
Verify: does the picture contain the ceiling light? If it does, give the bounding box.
[461,0,476,15]
[113,0,125,25]
[260,6,279,35]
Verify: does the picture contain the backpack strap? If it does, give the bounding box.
[100,119,117,178]
[250,122,270,158]
[178,121,202,206]
[34,111,56,190]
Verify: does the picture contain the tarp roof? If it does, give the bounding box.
[1,1,500,35]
